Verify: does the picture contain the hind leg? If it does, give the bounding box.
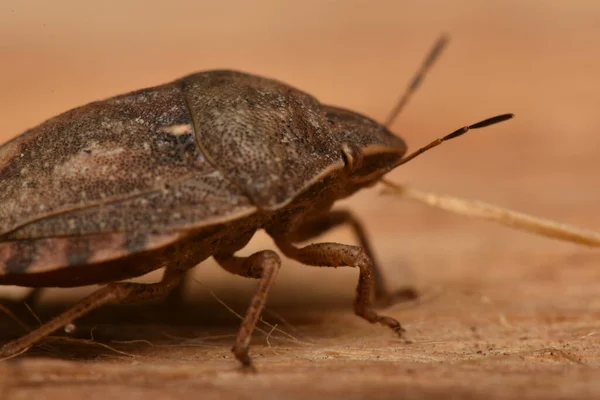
[0,266,184,358]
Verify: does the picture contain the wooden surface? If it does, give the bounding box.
[1,1,600,399]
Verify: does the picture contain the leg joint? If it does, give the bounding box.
[247,250,280,278]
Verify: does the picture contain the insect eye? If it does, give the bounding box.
[341,143,363,174]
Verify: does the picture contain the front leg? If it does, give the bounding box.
[288,210,417,306]
[272,238,405,337]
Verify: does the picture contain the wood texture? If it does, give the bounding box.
[1,1,599,399]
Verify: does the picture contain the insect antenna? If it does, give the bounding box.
[392,113,514,168]
[383,34,513,167]
[384,34,449,128]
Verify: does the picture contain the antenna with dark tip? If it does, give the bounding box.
[384,34,450,128]
[391,113,514,168]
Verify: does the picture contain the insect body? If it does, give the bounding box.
[0,38,512,368]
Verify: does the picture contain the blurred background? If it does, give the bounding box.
[0,0,599,320]
[2,2,600,398]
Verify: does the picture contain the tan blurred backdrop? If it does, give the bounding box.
[1,0,599,301]
[1,2,600,397]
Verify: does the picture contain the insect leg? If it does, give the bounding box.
[272,238,405,338]
[214,250,281,369]
[289,209,417,306]
[0,267,183,358]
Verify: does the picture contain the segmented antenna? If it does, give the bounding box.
[392,113,514,168]
[384,34,449,128]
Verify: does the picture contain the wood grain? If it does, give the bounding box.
[1,1,599,399]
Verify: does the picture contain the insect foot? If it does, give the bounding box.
[351,249,406,337]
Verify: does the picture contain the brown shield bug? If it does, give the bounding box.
[0,36,514,368]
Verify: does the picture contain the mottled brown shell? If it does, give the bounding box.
[0,77,257,241]
[181,70,344,209]
[0,74,266,279]
[0,69,355,282]
[0,69,404,283]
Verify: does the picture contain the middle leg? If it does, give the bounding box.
[214,250,281,369]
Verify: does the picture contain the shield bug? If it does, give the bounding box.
[0,36,513,368]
